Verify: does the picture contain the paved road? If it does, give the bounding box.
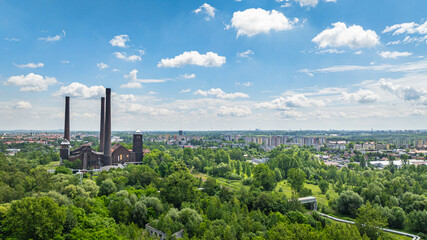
[317,212,420,240]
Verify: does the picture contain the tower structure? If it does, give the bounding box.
[103,88,112,165]
[133,130,143,162]
[60,96,71,163]
[99,97,105,152]
[64,96,70,141]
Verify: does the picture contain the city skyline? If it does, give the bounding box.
[1,0,427,131]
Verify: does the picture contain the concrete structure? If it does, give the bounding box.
[145,224,183,240]
[298,196,317,211]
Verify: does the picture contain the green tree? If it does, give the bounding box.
[99,178,117,196]
[288,168,306,193]
[337,190,363,217]
[274,168,282,182]
[253,163,277,191]
[355,203,388,240]
[161,170,197,207]
[318,179,329,194]
[2,196,66,240]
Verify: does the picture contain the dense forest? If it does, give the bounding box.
[0,143,426,239]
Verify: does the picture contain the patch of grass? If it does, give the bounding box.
[192,172,242,190]
[45,161,60,169]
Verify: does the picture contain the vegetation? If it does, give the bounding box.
[0,142,426,239]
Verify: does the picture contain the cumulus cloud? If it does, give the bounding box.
[236,82,253,87]
[316,49,344,54]
[113,52,141,62]
[5,73,57,92]
[231,8,297,37]
[237,49,254,57]
[194,88,249,99]
[158,51,226,68]
[180,73,196,79]
[109,34,130,48]
[54,82,105,99]
[179,89,191,94]
[378,78,424,101]
[341,89,379,103]
[383,20,427,35]
[38,30,66,42]
[97,62,109,69]
[126,104,175,117]
[312,22,380,49]
[121,69,167,88]
[194,3,216,20]
[14,62,44,68]
[378,51,412,59]
[276,110,305,119]
[216,106,252,117]
[14,101,32,109]
[120,82,142,89]
[71,112,97,118]
[257,94,324,109]
[295,0,318,7]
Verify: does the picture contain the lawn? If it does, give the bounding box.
[192,172,243,190]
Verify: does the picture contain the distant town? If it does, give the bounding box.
[2,129,427,170]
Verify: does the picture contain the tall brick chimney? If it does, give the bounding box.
[64,96,70,141]
[103,88,112,165]
[99,97,105,152]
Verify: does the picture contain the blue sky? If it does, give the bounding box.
[1,0,427,131]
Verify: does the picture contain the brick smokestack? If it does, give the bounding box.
[103,88,112,165]
[64,96,70,141]
[99,97,105,152]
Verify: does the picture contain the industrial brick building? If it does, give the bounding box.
[59,88,143,169]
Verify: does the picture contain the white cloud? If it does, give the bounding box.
[383,20,427,35]
[378,78,424,101]
[216,106,252,117]
[231,8,296,37]
[295,0,318,7]
[113,52,142,62]
[71,112,97,118]
[121,69,168,88]
[54,82,105,99]
[61,60,70,64]
[378,51,412,59]
[237,49,254,57]
[179,89,191,94]
[194,3,216,20]
[109,35,130,48]
[114,94,136,102]
[4,37,19,42]
[312,22,380,49]
[276,110,306,119]
[236,82,253,87]
[355,50,363,55]
[316,49,344,54]
[120,82,142,89]
[257,94,324,109]
[148,91,158,95]
[14,101,32,109]
[5,73,57,92]
[194,88,249,99]
[126,104,175,117]
[158,51,226,68]
[14,62,44,68]
[38,30,66,42]
[302,60,427,74]
[97,62,109,69]
[180,73,196,79]
[341,89,379,103]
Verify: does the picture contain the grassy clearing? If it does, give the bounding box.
[192,172,243,190]
[274,180,334,210]
[45,161,60,169]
